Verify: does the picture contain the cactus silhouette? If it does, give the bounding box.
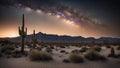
[111,47,115,56]
[18,14,27,53]
[32,30,37,48]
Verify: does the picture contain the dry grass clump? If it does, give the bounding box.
[60,50,66,53]
[71,49,79,54]
[94,46,102,52]
[85,49,107,61]
[69,53,84,63]
[29,50,53,61]
[63,59,70,63]
[0,46,15,53]
[46,47,52,53]
[79,47,88,53]
[59,45,65,48]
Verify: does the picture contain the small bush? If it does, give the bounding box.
[46,47,52,53]
[12,50,22,58]
[4,49,12,55]
[36,47,42,51]
[50,46,54,49]
[65,52,69,54]
[69,53,84,63]
[79,47,88,53]
[59,45,65,48]
[60,50,66,53]
[85,51,107,61]
[94,46,101,52]
[106,45,111,48]
[0,46,15,53]
[71,49,79,54]
[117,46,120,50]
[63,59,70,63]
[29,50,53,61]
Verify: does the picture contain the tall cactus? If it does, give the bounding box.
[18,14,27,53]
[32,30,37,48]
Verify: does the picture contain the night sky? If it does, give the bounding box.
[0,0,120,38]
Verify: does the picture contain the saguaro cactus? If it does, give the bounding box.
[18,14,27,53]
[32,30,37,48]
[111,47,115,56]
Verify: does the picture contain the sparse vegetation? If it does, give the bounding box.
[60,50,66,53]
[12,50,23,58]
[85,50,107,61]
[1,45,14,51]
[63,59,70,63]
[94,46,102,52]
[71,49,79,54]
[106,45,111,48]
[59,45,65,48]
[69,53,84,63]
[79,47,88,53]
[46,47,52,53]
[29,50,53,61]
[108,47,116,58]
[36,47,42,51]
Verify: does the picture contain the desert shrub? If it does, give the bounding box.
[36,47,42,51]
[65,52,69,54]
[63,59,70,63]
[50,46,54,49]
[0,46,15,53]
[46,47,52,53]
[29,50,53,61]
[85,51,107,61]
[0,46,15,55]
[4,49,12,55]
[12,50,23,58]
[71,49,79,54]
[15,45,19,48]
[106,45,111,48]
[79,47,88,53]
[59,45,65,48]
[117,46,120,50]
[60,50,66,53]
[69,53,84,63]
[94,46,102,52]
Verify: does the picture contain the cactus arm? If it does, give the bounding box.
[25,27,27,35]
[19,26,22,35]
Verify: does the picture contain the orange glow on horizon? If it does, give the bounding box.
[0,32,18,38]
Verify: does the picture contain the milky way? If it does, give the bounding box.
[0,0,120,38]
[0,0,103,27]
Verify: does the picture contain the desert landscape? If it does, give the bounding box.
[0,0,120,68]
[0,39,120,68]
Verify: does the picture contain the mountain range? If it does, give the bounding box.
[0,32,120,43]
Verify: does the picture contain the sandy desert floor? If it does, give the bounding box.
[0,43,120,68]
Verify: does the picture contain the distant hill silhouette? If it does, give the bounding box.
[0,32,120,43]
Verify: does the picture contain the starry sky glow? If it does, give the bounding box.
[0,0,120,38]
